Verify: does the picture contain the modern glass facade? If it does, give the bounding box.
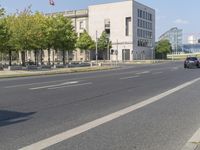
[159,27,183,52]
[183,44,200,53]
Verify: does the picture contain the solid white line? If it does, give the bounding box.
[19,77,200,150]
[48,82,92,90]
[181,128,200,150]
[30,81,79,90]
[152,72,163,75]
[5,79,73,88]
[120,75,139,80]
[136,71,150,75]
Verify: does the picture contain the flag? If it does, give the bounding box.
[49,0,55,6]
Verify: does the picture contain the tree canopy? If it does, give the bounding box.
[97,31,112,51]
[0,6,78,66]
[76,30,95,51]
[155,39,172,59]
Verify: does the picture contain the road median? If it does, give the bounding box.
[0,66,114,79]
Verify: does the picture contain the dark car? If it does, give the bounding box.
[184,57,199,68]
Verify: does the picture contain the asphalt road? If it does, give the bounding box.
[0,62,200,150]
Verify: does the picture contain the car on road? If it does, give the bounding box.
[184,57,200,68]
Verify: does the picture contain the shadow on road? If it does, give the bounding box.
[0,110,36,127]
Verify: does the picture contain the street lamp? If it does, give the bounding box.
[151,47,155,60]
[95,31,98,65]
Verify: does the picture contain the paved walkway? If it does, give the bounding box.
[0,66,113,78]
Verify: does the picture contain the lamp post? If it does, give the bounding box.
[95,30,98,65]
[123,42,126,63]
[151,47,154,60]
[106,35,110,61]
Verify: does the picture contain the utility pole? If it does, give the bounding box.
[116,40,118,66]
[96,31,98,65]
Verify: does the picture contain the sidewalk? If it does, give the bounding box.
[0,66,113,78]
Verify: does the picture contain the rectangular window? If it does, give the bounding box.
[104,19,110,35]
[137,9,140,18]
[79,21,84,30]
[143,11,145,19]
[125,17,132,36]
[150,14,152,21]
[140,10,142,18]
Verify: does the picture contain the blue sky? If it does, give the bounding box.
[0,0,199,42]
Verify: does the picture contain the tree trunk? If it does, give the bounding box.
[48,48,50,65]
[52,50,55,66]
[34,50,37,66]
[62,50,66,66]
[21,51,26,66]
[9,49,12,66]
[66,50,69,63]
[88,50,91,61]
[40,49,43,65]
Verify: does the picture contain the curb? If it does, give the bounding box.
[0,66,114,79]
[182,128,200,150]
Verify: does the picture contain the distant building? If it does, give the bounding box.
[159,27,183,53]
[187,35,198,44]
[25,0,155,64]
[89,0,155,60]
[183,44,200,53]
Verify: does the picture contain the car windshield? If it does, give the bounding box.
[187,57,198,61]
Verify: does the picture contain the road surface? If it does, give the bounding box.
[0,62,200,150]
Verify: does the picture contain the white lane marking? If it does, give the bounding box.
[120,75,139,80]
[181,128,200,150]
[48,82,92,90]
[4,67,175,89]
[19,77,200,150]
[171,67,180,71]
[30,81,79,90]
[136,71,150,75]
[5,79,72,89]
[152,72,163,75]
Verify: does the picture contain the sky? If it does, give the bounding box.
[0,0,199,43]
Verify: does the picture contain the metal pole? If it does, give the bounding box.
[116,40,118,66]
[96,31,98,65]
[123,42,125,63]
[107,38,110,60]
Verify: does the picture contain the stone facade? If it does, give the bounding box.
[25,0,155,64]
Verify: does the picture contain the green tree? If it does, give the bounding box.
[9,7,35,66]
[0,7,5,17]
[76,30,95,60]
[43,15,57,65]
[31,12,47,65]
[97,31,112,60]
[53,15,77,65]
[155,39,172,59]
[0,14,16,66]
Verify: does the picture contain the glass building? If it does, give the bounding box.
[159,27,183,52]
[183,44,200,53]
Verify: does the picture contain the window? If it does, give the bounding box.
[125,17,132,36]
[104,19,111,35]
[79,21,84,30]
[149,14,152,21]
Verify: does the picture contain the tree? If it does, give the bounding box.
[76,30,95,61]
[0,10,15,66]
[31,12,47,65]
[43,15,57,65]
[9,7,35,66]
[97,31,112,60]
[53,15,77,65]
[155,39,172,59]
[0,7,5,17]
